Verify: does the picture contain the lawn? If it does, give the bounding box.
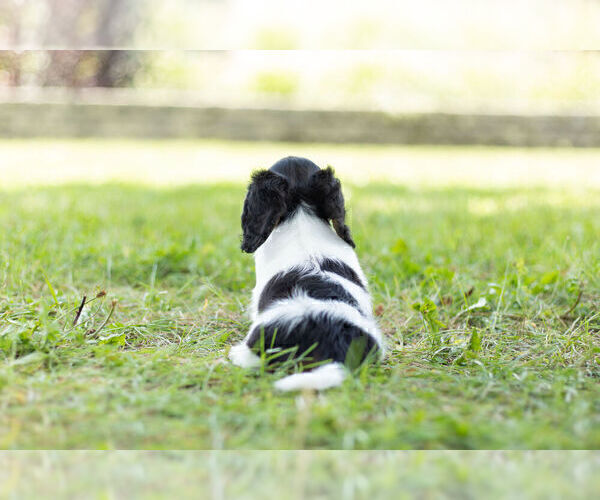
[0,142,599,449]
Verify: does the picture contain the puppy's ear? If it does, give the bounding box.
[241,170,289,253]
[308,166,355,248]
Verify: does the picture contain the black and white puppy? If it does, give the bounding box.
[229,156,383,390]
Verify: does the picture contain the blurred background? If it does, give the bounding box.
[1,0,600,184]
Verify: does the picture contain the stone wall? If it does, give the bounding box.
[1,102,599,146]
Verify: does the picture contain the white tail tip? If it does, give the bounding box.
[274,363,346,392]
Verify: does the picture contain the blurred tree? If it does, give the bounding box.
[0,50,145,88]
[0,0,145,87]
[40,51,143,87]
[0,52,22,86]
[40,0,140,47]
[0,0,21,48]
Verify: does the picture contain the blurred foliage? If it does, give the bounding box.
[132,51,207,89]
[345,63,384,96]
[1,1,600,113]
[2,50,600,114]
[3,0,600,50]
[252,70,299,97]
[0,0,139,47]
[0,0,141,87]
[0,51,143,88]
[254,28,299,50]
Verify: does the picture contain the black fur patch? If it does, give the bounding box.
[319,258,365,289]
[305,167,355,248]
[270,156,320,188]
[258,268,360,313]
[247,314,378,369]
[241,170,289,253]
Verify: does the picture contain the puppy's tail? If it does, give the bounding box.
[274,362,346,392]
[230,343,346,391]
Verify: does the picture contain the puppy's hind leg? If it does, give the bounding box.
[229,342,261,368]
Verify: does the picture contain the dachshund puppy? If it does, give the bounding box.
[229,157,383,390]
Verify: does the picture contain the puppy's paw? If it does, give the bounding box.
[229,342,261,368]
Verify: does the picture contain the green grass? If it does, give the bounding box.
[0,181,599,449]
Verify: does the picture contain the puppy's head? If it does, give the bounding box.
[241,156,355,253]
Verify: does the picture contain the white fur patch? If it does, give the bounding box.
[274,362,346,391]
[322,270,372,316]
[252,207,367,309]
[229,342,260,368]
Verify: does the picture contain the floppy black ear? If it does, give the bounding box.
[308,166,355,248]
[241,170,289,253]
